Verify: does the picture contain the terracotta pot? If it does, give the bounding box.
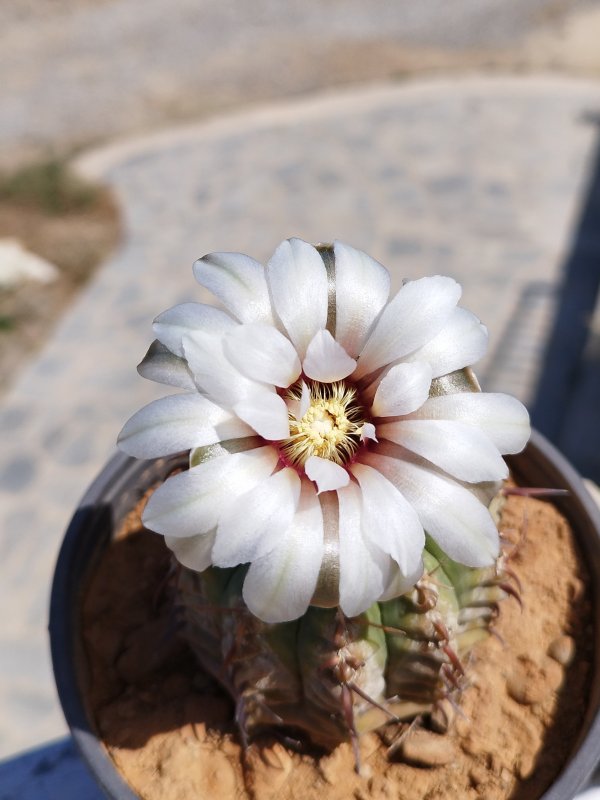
[49,429,600,800]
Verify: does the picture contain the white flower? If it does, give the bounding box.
[118,238,530,624]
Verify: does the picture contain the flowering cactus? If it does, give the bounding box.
[118,239,530,761]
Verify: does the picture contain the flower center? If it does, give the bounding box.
[280,380,369,468]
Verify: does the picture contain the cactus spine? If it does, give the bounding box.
[175,529,514,756]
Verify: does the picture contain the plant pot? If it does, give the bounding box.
[49,429,600,800]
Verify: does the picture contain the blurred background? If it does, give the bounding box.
[1,0,600,775]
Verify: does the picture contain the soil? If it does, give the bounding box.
[0,172,120,393]
[81,489,593,800]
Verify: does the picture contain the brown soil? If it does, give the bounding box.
[81,490,593,800]
[0,174,120,393]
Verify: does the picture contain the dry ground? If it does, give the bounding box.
[0,162,120,392]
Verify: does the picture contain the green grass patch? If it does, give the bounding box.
[0,314,16,332]
[0,158,100,215]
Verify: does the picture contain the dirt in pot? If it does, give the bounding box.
[81,489,593,800]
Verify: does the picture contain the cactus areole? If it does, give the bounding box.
[118,239,531,762]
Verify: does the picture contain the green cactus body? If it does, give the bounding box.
[175,539,511,753]
[172,366,514,755]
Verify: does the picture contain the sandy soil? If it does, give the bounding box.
[80,488,593,800]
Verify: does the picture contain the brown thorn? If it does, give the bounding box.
[442,645,465,676]
[498,582,523,610]
[432,619,450,643]
[501,565,523,594]
[348,681,400,722]
[365,621,408,637]
[255,699,284,726]
[235,696,250,751]
[273,732,305,753]
[427,563,443,578]
[441,663,462,689]
[427,575,454,592]
[341,683,361,774]
[431,698,450,731]
[489,602,500,618]
[386,716,421,758]
[191,722,203,741]
[503,486,569,498]
[445,692,470,723]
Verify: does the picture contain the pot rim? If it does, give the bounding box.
[49,449,142,800]
[49,428,600,800]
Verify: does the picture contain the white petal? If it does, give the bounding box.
[350,463,425,575]
[355,276,461,379]
[234,390,290,440]
[153,303,235,358]
[118,393,253,458]
[182,329,268,408]
[379,560,425,601]
[165,530,216,573]
[371,362,432,418]
[287,380,311,421]
[137,340,196,390]
[303,329,357,382]
[407,393,530,454]
[305,456,350,493]
[224,323,301,387]
[360,423,378,442]
[193,251,275,325]
[333,241,390,358]
[142,446,278,538]
[267,238,328,358]
[337,481,393,617]
[212,468,301,567]
[378,419,508,483]
[242,481,324,622]
[361,450,499,566]
[402,307,488,377]
[299,380,311,418]
[189,436,263,468]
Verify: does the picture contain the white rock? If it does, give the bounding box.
[0,239,59,288]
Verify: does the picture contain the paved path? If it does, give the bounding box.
[1,0,597,165]
[1,75,600,759]
[0,738,103,800]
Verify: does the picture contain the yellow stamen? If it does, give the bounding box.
[280,380,369,467]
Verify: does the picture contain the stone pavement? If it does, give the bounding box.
[1,74,600,760]
[2,0,598,166]
[0,739,103,800]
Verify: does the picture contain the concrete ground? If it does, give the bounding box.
[2,0,600,782]
[2,0,600,166]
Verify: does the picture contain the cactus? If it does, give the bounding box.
[170,366,517,765]
[174,505,515,765]
[118,238,531,769]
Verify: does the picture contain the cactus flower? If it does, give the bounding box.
[118,238,530,624]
